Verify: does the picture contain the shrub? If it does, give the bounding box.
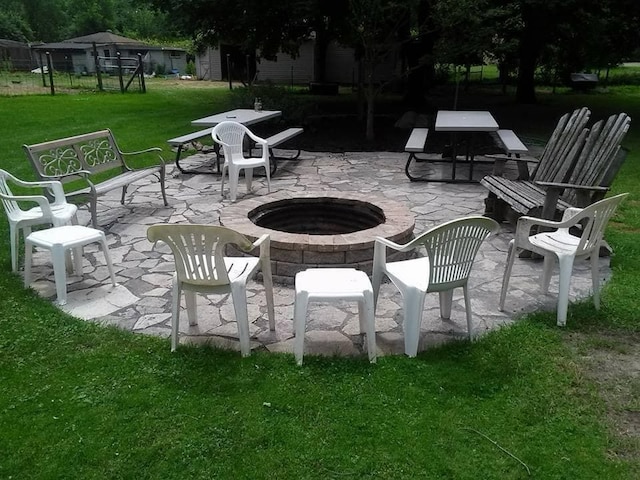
[228,83,317,124]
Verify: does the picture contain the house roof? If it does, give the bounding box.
[63,32,149,46]
[31,32,186,53]
[0,39,30,48]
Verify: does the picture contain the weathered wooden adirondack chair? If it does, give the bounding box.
[481,111,630,223]
[481,107,591,221]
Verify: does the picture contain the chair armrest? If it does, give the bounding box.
[485,153,540,164]
[252,234,271,261]
[535,180,609,193]
[374,236,412,252]
[561,207,583,222]
[516,211,583,237]
[0,192,54,216]
[244,129,267,144]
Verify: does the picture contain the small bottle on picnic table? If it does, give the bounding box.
[254,97,262,112]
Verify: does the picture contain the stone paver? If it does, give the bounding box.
[23,150,610,359]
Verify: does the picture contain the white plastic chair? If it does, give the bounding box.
[147,224,275,356]
[0,169,78,272]
[499,193,628,327]
[372,216,499,357]
[211,121,271,202]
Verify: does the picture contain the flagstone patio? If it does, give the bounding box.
[23,148,609,359]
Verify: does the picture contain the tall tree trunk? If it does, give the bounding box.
[366,76,375,141]
[515,7,544,104]
[515,36,538,104]
[313,26,329,82]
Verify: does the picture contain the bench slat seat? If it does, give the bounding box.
[24,129,168,228]
[403,128,431,181]
[256,127,304,174]
[496,129,528,154]
[167,128,213,146]
[405,128,429,152]
[167,128,217,174]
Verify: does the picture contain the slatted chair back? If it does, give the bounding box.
[561,113,631,206]
[147,224,254,288]
[416,216,500,292]
[532,107,591,182]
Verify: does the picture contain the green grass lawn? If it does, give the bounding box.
[0,82,639,478]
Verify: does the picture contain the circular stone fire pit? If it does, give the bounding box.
[220,191,415,283]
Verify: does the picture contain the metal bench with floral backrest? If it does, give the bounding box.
[24,129,168,229]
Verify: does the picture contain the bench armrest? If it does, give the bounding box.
[120,147,166,170]
[121,146,163,156]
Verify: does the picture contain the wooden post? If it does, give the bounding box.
[226,54,232,90]
[138,53,146,93]
[38,51,46,87]
[45,52,54,96]
[117,52,124,93]
[93,42,103,91]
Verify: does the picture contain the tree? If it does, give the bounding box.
[340,0,417,140]
[149,0,313,60]
[0,8,33,43]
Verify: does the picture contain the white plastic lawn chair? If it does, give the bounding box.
[0,168,78,272]
[372,216,499,357]
[146,224,275,356]
[211,121,271,202]
[499,193,628,327]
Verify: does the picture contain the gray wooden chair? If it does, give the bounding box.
[481,107,590,221]
[481,110,630,222]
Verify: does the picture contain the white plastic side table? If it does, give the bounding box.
[24,225,117,305]
[293,268,377,365]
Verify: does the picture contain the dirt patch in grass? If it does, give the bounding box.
[566,331,640,463]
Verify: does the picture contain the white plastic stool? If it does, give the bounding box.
[293,268,377,365]
[24,225,117,305]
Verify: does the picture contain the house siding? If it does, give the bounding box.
[257,42,315,84]
[196,47,223,81]
[195,40,401,86]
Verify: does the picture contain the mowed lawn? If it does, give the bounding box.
[0,81,639,479]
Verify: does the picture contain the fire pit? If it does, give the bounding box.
[220,191,415,283]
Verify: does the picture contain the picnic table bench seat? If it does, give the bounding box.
[24,129,168,229]
[167,128,214,174]
[259,127,304,173]
[168,126,303,175]
[403,128,430,181]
